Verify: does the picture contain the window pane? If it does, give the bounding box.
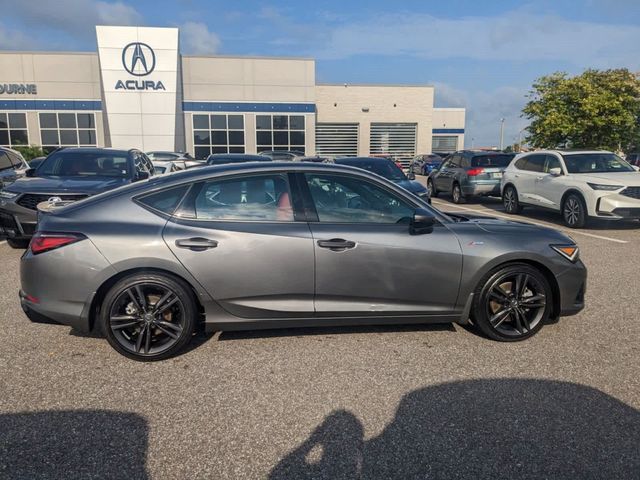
[194,130,210,145]
[0,130,9,146]
[60,130,78,145]
[8,113,26,129]
[0,113,7,129]
[41,130,59,145]
[9,130,28,146]
[194,146,210,159]
[78,129,96,145]
[228,131,244,145]
[211,131,227,145]
[42,146,58,154]
[256,131,271,146]
[256,115,271,130]
[195,174,293,221]
[138,185,189,214]
[289,115,304,130]
[273,131,288,146]
[305,173,413,224]
[77,113,95,128]
[273,115,288,130]
[211,115,226,129]
[58,113,76,129]
[211,146,228,154]
[229,146,245,154]
[193,114,209,129]
[228,115,243,129]
[39,113,57,129]
[290,131,305,146]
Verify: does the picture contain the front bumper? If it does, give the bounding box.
[462,181,501,197]
[594,193,640,219]
[556,259,587,316]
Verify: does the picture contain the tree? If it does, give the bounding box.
[523,69,640,152]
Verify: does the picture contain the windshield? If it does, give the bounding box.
[472,154,514,168]
[38,151,130,177]
[563,153,634,174]
[340,160,407,181]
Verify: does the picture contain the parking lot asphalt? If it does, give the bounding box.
[1,182,639,479]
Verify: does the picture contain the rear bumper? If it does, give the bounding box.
[556,260,587,317]
[462,181,501,196]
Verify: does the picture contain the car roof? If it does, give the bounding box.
[519,149,612,156]
[208,153,264,158]
[335,157,389,163]
[51,147,133,155]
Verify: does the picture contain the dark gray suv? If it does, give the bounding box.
[428,151,515,203]
[0,147,154,248]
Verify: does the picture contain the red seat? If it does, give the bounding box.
[276,192,293,221]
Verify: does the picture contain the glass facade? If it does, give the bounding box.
[39,112,98,154]
[192,114,245,159]
[256,114,305,153]
[0,112,29,148]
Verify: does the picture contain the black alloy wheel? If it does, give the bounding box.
[562,193,587,228]
[473,264,552,341]
[503,185,523,214]
[101,273,196,361]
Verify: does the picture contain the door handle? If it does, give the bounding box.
[317,238,356,251]
[175,237,218,251]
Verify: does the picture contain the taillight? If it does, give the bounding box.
[29,232,86,255]
[467,168,485,176]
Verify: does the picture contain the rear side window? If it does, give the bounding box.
[7,151,25,167]
[137,185,190,215]
[0,152,12,171]
[472,154,514,167]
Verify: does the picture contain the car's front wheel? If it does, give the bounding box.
[472,263,552,341]
[562,193,587,228]
[100,272,197,361]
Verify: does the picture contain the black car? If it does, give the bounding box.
[28,156,47,170]
[334,157,430,203]
[206,154,271,166]
[0,147,155,248]
[297,156,333,163]
[0,147,29,189]
[410,153,444,176]
[258,150,304,161]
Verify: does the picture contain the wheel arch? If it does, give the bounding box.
[88,267,206,334]
[560,188,587,209]
[501,181,516,197]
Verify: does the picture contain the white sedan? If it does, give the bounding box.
[501,150,640,228]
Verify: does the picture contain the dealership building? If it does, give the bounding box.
[0,26,465,161]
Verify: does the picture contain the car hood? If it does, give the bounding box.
[3,175,130,194]
[394,179,428,193]
[572,172,640,185]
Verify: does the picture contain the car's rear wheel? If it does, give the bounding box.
[100,273,197,361]
[427,178,437,197]
[503,185,523,214]
[6,238,30,249]
[562,193,587,228]
[472,264,552,341]
[452,182,464,204]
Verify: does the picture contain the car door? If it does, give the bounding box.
[535,154,566,210]
[300,171,463,314]
[435,155,458,191]
[162,171,315,318]
[515,154,545,205]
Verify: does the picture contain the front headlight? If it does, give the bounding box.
[0,190,19,199]
[551,244,579,262]
[587,183,623,191]
[417,190,430,198]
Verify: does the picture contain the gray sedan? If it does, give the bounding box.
[20,162,586,361]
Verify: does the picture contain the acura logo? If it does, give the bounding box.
[48,197,62,203]
[122,42,156,76]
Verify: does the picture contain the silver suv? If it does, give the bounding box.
[0,147,29,189]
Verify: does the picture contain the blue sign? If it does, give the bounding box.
[121,42,156,76]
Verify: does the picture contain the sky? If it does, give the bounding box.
[0,0,639,147]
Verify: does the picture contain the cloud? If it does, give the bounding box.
[179,22,221,55]
[0,23,34,50]
[0,0,141,41]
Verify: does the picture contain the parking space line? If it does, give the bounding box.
[0,240,6,245]
[431,200,628,244]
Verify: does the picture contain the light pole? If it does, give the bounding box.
[499,118,505,150]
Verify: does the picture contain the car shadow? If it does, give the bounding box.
[218,323,456,341]
[0,410,149,479]
[269,378,640,479]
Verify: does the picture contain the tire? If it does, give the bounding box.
[100,272,197,361]
[7,238,30,249]
[452,182,464,204]
[562,193,587,228]
[471,263,552,342]
[427,178,438,198]
[503,185,523,214]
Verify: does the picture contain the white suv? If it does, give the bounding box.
[501,150,640,228]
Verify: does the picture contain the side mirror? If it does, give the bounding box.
[25,168,36,177]
[406,171,416,180]
[135,171,150,181]
[549,167,562,176]
[410,208,436,235]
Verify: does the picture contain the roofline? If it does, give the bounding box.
[316,83,434,88]
[0,50,96,56]
[181,54,314,61]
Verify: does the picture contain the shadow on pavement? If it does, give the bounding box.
[0,410,149,479]
[269,378,640,479]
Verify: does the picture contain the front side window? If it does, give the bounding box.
[38,151,130,177]
[563,153,633,174]
[0,112,28,147]
[545,155,562,173]
[305,173,414,224]
[39,112,97,154]
[193,114,245,160]
[256,115,305,153]
[194,173,293,222]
